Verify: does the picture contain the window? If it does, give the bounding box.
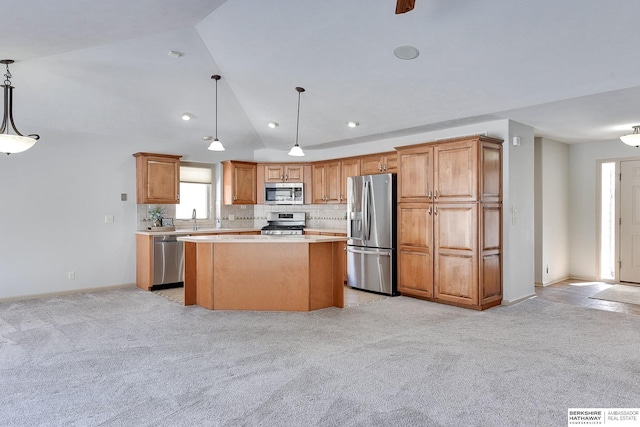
[176,164,212,220]
[599,161,615,280]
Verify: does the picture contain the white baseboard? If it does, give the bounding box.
[501,292,536,306]
[0,283,136,303]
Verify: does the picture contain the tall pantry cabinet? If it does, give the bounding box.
[396,135,503,310]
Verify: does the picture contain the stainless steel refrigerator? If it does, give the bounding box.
[346,173,398,295]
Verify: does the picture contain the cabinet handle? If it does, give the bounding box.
[428,206,432,215]
[383,164,387,171]
[233,195,237,201]
[284,175,288,182]
[434,190,439,199]
[280,175,284,181]
[378,163,382,171]
[434,206,438,215]
[428,190,432,199]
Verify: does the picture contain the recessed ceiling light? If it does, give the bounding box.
[181,113,193,121]
[393,45,419,60]
[168,50,184,58]
[346,121,359,128]
[267,121,279,128]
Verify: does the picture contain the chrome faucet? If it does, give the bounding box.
[192,208,198,231]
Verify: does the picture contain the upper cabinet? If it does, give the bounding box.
[340,157,361,203]
[223,160,257,205]
[264,164,304,183]
[360,152,397,175]
[397,137,502,204]
[133,152,182,204]
[312,161,341,203]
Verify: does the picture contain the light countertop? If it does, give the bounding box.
[177,234,347,243]
[135,228,260,236]
[136,227,346,236]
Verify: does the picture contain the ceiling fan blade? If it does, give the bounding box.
[396,0,415,14]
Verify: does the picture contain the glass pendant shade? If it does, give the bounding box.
[620,126,640,147]
[207,138,225,151]
[0,134,37,154]
[288,143,304,156]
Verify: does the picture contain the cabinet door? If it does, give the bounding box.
[434,139,478,202]
[340,158,360,203]
[325,161,341,203]
[312,164,327,203]
[433,203,478,305]
[284,165,304,182]
[234,163,257,204]
[224,161,257,205]
[397,204,433,297]
[398,147,433,203]
[265,165,285,182]
[384,153,397,173]
[481,142,502,202]
[361,154,383,175]
[134,153,181,204]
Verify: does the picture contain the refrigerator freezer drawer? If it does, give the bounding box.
[347,246,397,296]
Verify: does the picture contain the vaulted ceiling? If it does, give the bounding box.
[2,0,640,156]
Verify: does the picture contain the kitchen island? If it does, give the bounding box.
[178,234,347,311]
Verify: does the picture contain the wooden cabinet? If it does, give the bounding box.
[340,157,360,204]
[305,231,347,284]
[396,135,503,310]
[312,161,341,203]
[361,152,397,175]
[398,138,502,204]
[133,152,181,204]
[222,161,257,205]
[264,164,304,183]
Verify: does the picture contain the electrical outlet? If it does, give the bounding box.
[105,215,114,223]
[229,214,235,221]
[68,271,75,280]
[240,205,246,210]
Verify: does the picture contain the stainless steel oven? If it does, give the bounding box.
[265,182,303,205]
[261,212,305,235]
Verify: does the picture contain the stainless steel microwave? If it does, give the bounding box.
[265,182,304,205]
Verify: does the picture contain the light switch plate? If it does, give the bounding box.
[105,215,114,223]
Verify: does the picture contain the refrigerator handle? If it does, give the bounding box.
[363,180,372,241]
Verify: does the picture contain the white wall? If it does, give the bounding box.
[0,119,536,304]
[535,138,571,285]
[569,139,640,280]
[504,121,536,303]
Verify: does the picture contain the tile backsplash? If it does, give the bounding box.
[137,203,347,231]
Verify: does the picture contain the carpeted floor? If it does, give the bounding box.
[1,286,639,426]
[590,284,640,306]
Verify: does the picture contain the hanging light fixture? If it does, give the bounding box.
[207,74,225,151]
[0,60,39,155]
[620,126,640,147]
[288,87,305,157]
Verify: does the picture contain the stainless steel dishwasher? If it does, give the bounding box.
[152,234,184,288]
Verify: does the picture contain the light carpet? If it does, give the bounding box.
[1,287,639,426]
[589,284,640,306]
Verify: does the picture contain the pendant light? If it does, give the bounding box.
[288,87,305,157]
[0,59,40,155]
[620,126,640,147]
[207,74,225,151]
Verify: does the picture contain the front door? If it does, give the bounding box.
[619,160,640,283]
